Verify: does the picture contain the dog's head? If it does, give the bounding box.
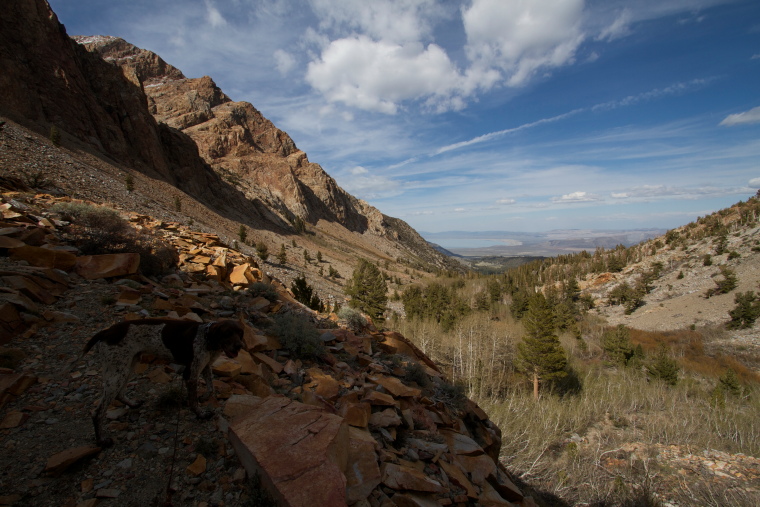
[206,320,245,358]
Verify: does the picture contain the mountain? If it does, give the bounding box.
[423,228,667,257]
[0,0,459,298]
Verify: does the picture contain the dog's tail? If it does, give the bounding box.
[61,326,112,375]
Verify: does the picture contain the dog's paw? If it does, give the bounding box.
[195,409,215,420]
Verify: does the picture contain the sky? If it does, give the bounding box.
[48,0,760,236]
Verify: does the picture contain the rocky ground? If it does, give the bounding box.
[585,220,760,370]
[0,191,535,507]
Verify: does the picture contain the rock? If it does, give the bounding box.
[369,408,402,428]
[187,454,207,476]
[440,430,484,456]
[147,368,172,384]
[305,367,341,400]
[345,427,382,504]
[9,244,77,271]
[45,446,101,476]
[380,462,444,493]
[0,373,37,407]
[439,460,478,499]
[368,375,421,398]
[338,401,371,428]
[362,390,398,407]
[252,352,284,374]
[223,394,263,419]
[390,493,441,507]
[211,357,242,377]
[0,410,28,429]
[75,253,140,279]
[96,488,121,498]
[228,396,349,507]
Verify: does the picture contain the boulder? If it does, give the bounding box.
[75,253,140,279]
[380,462,444,493]
[345,427,381,504]
[9,244,77,270]
[228,396,349,507]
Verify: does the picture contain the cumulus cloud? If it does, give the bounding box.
[306,36,467,114]
[462,0,585,86]
[720,106,760,126]
[552,191,601,203]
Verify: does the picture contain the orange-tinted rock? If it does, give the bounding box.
[0,373,36,407]
[0,236,24,249]
[362,390,398,407]
[228,396,349,507]
[75,253,140,279]
[45,446,101,476]
[305,367,341,400]
[439,460,478,499]
[116,288,141,305]
[380,462,444,493]
[368,375,421,398]
[186,454,207,476]
[1,275,56,304]
[252,352,284,374]
[10,244,77,270]
[338,401,371,428]
[346,427,381,504]
[229,264,257,285]
[212,357,242,378]
[0,410,28,429]
[454,454,496,486]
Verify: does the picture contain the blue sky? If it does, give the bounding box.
[49,0,760,234]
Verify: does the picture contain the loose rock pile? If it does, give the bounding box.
[0,192,534,506]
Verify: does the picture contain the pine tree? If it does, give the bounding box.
[255,242,269,262]
[238,225,247,243]
[517,293,567,399]
[601,325,635,366]
[277,244,287,265]
[646,345,679,386]
[316,250,323,263]
[345,258,388,324]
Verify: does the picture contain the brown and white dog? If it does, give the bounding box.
[83,318,244,447]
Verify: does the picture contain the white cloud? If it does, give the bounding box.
[454,207,467,212]
[204,0,227,28]
[720,106,760,126]
[306,36,467,114]
[749,178,760,187]
[597,9,632,41]
[496,198,516,205]
[552,191,601,203]
[273,49,296,75]
[340,166,401,198]
[308,0,439,44]
[462,0,585,86]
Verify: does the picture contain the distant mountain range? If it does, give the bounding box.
[423,229,667,257]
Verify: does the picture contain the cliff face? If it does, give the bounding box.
[0,0,213,197]
[75,36,380,234]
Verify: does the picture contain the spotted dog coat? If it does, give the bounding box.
[83,318,244,447]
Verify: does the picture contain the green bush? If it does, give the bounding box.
[337,306,365,332]
[268,313,325,360]
[646,346,679,386]
[249,282,279,302]
[50,202,178,276]
[727,291,760,329]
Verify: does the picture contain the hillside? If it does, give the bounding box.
[0,0,460,309]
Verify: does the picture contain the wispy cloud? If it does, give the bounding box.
[551,191,602,203]
[720,106,760,126]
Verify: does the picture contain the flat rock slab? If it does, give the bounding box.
[45,446,101,476]
[75,253,140,279]
[228,395,348,507]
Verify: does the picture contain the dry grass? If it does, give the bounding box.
[479,365,759,505]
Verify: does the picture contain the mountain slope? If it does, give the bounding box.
[0,0,459,288]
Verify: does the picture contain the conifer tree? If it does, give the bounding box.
[517,293,567,399]
[277,244,287,265]
[345,258,388,324]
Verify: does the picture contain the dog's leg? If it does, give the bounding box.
[199,363,214,401]
[116,354,143,408]
[186,376,214,420]
[93,351,134,447]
